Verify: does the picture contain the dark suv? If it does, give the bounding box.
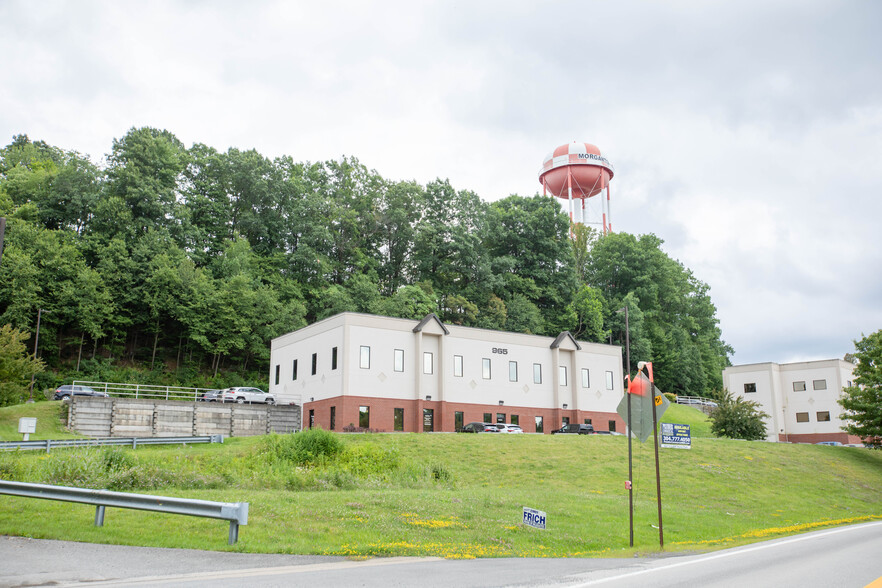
[552,423,595,435]
[53,385,109,401]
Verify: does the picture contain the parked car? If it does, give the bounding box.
[221,387,276,404]
[552,423,595,435]
[461,422,500,433]
[498,424,524,433]
[198,389,223,402]
[53,385,109,401]
[816,441,843,446]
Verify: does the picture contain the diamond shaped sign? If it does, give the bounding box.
[616,372,670,443]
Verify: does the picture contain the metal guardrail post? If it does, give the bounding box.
[95,505,105,526]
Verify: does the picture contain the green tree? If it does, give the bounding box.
[0,324,45,406]
[709,390,769,440]
[838,330,882,447]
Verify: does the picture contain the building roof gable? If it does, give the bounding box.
[413,313,450,335]
[550,331,581,351]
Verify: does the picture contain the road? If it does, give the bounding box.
[2,521,881,587]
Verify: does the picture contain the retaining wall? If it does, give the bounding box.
[68,398,301,438]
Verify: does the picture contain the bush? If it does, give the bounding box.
[261,428,344,467]
[710,390,769,441]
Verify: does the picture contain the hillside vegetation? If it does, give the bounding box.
[1,403,879,558]
[1,131,730,401]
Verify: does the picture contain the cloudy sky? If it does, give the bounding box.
[2,0,880,366]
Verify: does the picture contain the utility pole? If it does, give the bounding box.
[617,306,633,547]
[28,308,45,402]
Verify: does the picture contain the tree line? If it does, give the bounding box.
[0,128,732,402]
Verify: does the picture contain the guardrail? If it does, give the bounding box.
[0,480,248,544]
[72,381,211,402]
[69,381,302,405]
[0,435,224,453]
[675,395,719,407]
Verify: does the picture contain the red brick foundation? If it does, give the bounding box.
[302,395,625,434]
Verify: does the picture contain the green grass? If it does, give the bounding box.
[0,401,77,440]
[1,402,881,558]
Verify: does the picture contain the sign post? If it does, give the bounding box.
[615,364,668,550]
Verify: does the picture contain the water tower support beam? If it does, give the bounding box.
[567,170,573,222]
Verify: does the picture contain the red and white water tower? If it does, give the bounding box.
[538,142,614,234]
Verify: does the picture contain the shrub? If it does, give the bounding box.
[710,390,769,441]
[261,428,344,467]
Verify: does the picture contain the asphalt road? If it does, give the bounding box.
[2,521,881,587]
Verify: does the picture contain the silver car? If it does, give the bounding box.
[221,387,276,404]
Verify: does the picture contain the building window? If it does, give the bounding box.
[394,408,404,431]
[423,408,434,432]
[511,414,519,425]
[483,412,492,423]
[360,346,371,369]
[496,413,506,424]
[423,352,434,374]
[744,383,756,393]
[562,416,570,426]
[454,355,463,377]
[813,379,827,390]
[609,420,616,432]
[293,359,298,380]
[274,364,280,385]
[581,368,590,388]
[454,411,464,431]
[796,412,809,423]
[559,366,567,386]
[359,405,370,429]
[483,358,492,380]
[509,361,518,382]
[330,406,336,430]
[308,409,315,429]
[535,416,544,433]
[533,363,542,384]
[311,353,317,375]
[605,370,614,390]
[331,347,338,370]
[793,381,806,392]
[816,411,831,422]
[394,349,404,373]
[584,418,592,425]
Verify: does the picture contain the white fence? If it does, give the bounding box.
[72,381,212,402]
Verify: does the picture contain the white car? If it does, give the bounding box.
[499,424,524,434]
[222,387,276,404]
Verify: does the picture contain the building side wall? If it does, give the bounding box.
[724,359,856,443]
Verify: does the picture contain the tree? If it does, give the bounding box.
[709,390,769,440]
[838,330,882,447]
[0,324,44,406]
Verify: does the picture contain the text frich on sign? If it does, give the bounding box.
[523,507,546,530]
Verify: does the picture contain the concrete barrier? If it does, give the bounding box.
[68,398,301,438]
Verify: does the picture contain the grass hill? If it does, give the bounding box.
[1,401,880,558]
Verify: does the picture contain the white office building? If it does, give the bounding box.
[269,312,626,433]
[723,359,857,444]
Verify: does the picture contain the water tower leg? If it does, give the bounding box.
[567,171,573,223]
[606,184,612,233]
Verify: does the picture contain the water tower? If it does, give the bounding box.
[538,142,614,234]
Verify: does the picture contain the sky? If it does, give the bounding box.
[1,0,880,366]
